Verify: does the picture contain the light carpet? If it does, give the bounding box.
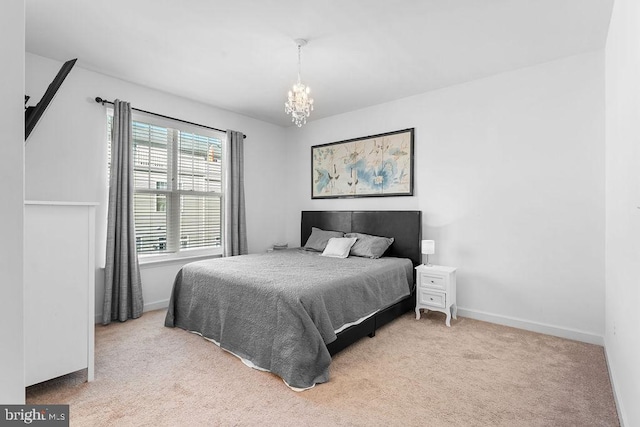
[26,309,619,426]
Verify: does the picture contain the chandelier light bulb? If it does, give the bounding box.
[285,39,314,127]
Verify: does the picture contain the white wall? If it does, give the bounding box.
[284,52,605,343]
[0,0,25,404]
[605,0,640,424]
[25,53,288,321]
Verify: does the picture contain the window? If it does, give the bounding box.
[107,113,224,258]
[155,182,167,212]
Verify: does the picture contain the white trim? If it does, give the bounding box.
[604,345,627,427]
[86,206,95,382]
[25,200,99,206]
[138,252,221,267]
[95,298,170,324]
[144,298,171,312]
[456,307,604,345]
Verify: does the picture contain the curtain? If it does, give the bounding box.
[103,100,144,325]
[223,130,248,256]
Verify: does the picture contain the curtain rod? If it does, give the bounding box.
[94,97,246,139]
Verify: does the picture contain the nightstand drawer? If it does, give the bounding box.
[420,273,446,291]
[419,290,446,308]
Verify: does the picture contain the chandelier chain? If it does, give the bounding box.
[297,44,302,83]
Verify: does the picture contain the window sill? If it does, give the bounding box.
[138,250,222,267]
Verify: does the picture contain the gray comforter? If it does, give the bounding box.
[164,248,413,389]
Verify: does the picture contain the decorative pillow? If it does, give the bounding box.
[303,227,345,252]
[321,237,358,259]
[345,232,394,259]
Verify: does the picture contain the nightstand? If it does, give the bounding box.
[415,264,457,326]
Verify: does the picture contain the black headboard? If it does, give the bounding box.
[301,211,422,267]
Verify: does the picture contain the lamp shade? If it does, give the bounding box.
[422,240,435,255]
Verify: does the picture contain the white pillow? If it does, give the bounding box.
[321,237,358,259]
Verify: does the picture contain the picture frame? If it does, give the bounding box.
[311,128,414,199]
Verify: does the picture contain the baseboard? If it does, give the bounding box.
[604,345,627,427]
[144,299,170,312]
[456,307,604,346]
[94,298,170,324]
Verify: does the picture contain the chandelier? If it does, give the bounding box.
[285,39,314,127]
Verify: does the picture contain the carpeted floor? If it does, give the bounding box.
[26,310,619,426]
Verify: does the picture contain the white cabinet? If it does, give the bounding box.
[24,201,96,386]
[415,264,457,327]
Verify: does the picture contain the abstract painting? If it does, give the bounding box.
[311,128,414,199]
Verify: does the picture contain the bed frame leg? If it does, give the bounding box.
[368,331,376,338]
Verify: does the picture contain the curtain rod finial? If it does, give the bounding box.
[95,97,105,105]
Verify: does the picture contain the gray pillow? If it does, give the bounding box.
[304,227,345,252]
[345,232,394,259]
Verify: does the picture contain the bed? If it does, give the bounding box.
[165,210,421,389]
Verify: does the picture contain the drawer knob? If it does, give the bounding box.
[430,280,435,283]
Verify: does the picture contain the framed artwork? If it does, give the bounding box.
[311,128,414,199]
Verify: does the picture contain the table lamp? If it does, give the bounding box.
[422,240,435,266]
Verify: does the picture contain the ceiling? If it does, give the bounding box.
[25,0,613,127]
